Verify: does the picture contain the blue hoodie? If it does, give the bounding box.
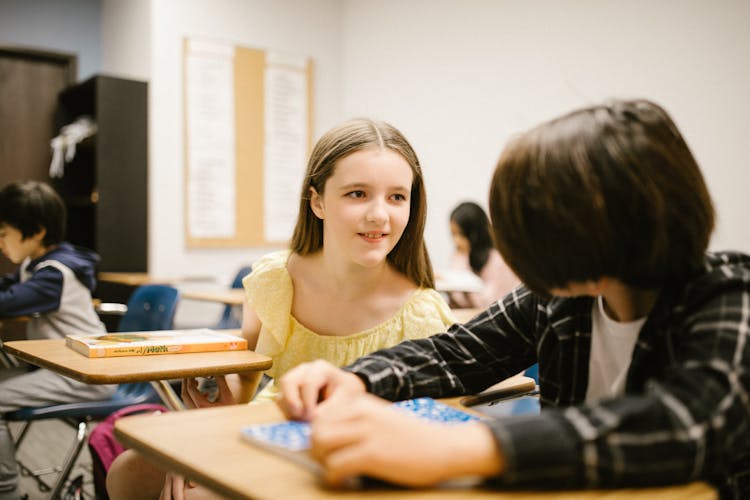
[0,242,105,339]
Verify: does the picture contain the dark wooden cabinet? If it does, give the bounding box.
[53,75,148,272]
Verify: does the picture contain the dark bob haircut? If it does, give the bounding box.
[0,180,66,246]
[489,99,714,295]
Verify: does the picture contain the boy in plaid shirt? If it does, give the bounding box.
[277,99,750,499]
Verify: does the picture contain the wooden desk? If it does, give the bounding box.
[3,334,272,410]
[0,316,30,368]
[436,270,484,293]
[98,272,215,287]
[115,402,717,500]
[182,289,245,306]
[184,293,477,320]
[451,308,482,324]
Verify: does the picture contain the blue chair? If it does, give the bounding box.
[215,265,251,329]
[525,363,539,384]
[6,284,180,498]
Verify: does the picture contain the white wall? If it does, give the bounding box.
[100,0,150,81]
[341,0,750,269]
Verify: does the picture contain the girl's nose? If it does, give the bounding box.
[365,201,387,224]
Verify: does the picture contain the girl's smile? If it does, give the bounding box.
[359,232,388,243]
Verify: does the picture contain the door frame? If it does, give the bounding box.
[0,45,77,81]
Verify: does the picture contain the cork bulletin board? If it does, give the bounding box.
[183,38,314,248]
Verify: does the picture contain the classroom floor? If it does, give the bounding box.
[9,419,96,500]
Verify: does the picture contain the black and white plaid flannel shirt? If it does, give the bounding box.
[345,252,750,498]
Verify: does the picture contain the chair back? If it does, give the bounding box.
[230,266,252,289]
[117,284,180,332]
[216,266,251,329]
[525,363,539,384]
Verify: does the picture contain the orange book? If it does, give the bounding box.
[65,329,248,358]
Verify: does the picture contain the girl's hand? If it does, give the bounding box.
[310,394,505,487]
[276,360,366,421]
[159,472,195,500]
[181,375,236,409]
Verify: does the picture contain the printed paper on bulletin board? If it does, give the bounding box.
[183,37,314,248]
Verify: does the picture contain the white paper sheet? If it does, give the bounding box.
[186,39,236,239]
[263,53,309,242]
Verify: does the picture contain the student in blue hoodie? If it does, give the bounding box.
[0,180,115,500]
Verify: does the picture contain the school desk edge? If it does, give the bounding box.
[113,401,717,499]
[2,338,272,384]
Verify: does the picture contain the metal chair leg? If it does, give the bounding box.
[12,420,31,448]
[48,420,88,500]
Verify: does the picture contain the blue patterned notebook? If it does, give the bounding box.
[240,398,478,456]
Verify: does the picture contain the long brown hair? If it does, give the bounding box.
[290,118,434,288]
[489,99,715,294]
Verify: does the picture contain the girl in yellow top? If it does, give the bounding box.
[244,249,453,402]
[106,118,455,500]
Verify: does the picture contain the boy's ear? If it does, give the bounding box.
[309,187,325,220]
[31,227,46,243]
[587,277,608,295]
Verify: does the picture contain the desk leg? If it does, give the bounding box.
[0,340,19,369]
[0,350,14,369]
[150,380,186,411]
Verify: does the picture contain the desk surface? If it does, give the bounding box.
[115,401,716,500]
[451,308,482,324]
[98,272,215,287]
[182,289,245,306]
[180,291,485,323]
[435,270,484,293]
[0,315,30,325]
[3,334,272,384]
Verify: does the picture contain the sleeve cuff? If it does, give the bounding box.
[342,357,397,398]
[484,412,584,488]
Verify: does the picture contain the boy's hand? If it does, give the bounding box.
[276,360,366,421]
[310,394,505,487]
[181,375,236,408]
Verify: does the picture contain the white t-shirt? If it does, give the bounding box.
[585,296,646,404]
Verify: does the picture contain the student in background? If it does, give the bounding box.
[0,180,114,499]
[277,100,750,498]
[448,201,519,309]
[107,118,456,500]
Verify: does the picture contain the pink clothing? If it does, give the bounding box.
[449,249,519,309]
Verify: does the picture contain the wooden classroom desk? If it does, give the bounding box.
[0,315,30,330]
[180,294,483,322]
[2,332,272,410]
[114,400,717,500]
[435,270,484,294]
[97,272,215,287]
[0,316,30,368]
[451,307,482,324]
[182,288,245,306]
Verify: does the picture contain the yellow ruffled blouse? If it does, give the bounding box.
[243,250,456,400]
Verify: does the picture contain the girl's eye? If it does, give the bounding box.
[391,193,407,201]
[346,190,366,199]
